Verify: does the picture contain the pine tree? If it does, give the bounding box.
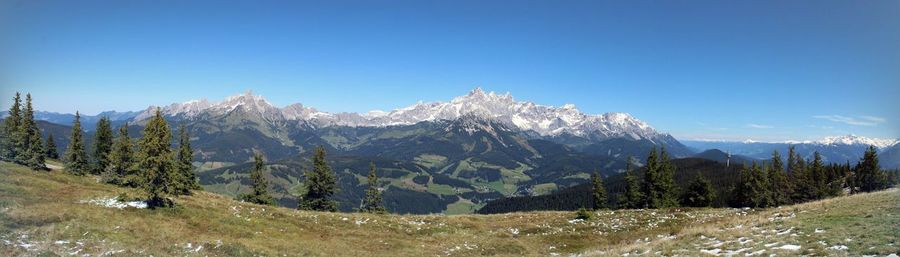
[641,147,659,208]
[91,117,114,174]
[299,145,338,212]
[360,162,386,213]
[2,92,22,161]
[621,159,644,209]
[174,124,200,194]
[104,123,136,186]
[590,172,607,210]
[767,150,792,206]
[682,173,715,207]
[64,112,90,175]
[240,152,275,205]
[654,148,680,208]
[854,146,886,193]
[809,152,827,200]
[44,134,59,159]
[136,108,178,208]
[20,94,47,170]
[736,161,773,208]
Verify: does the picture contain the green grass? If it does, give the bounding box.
[532,183,558,195]
[1,161,897,257]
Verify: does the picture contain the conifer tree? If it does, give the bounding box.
[64,112,90,175]
[44,134,59,159]
[105,123,136,186]
[853,146,886,193]
[2,92,22,161]
[0,92,22,161]
[737,161,772,208]
[20,94,47,170]
[136,108,178,208]
[299,145,338,212]
[682,173,715,207]
[590,172,607,210]
[621,159,644,209]
[91,117,114,174]
[641,147,659,208]
[175,124,200,194]
[809,152,827,199]
[360,162,386,213]
[240,152,275,205]
[767,150,792,205]
[654,148,680,208]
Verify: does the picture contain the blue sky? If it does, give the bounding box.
[1,0,898,141]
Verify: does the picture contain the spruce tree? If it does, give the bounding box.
[768,150,792,205]
[44,134,59,159]
[105,123,136,186]
[299,145,338,212]
[854,146,886,193]
[682,173,715,207]
[91,117,114,174]
[590,172,607,210]
[20,94,47,170]
[240,152,275,205]
[621,159,644,209]
[360,162,386,213]
[641,147,659,208]
[809,152,827,200]
[175,124,200,194]
[2,92,22,161]
[737,161,772,208]
[64,112,90,175]
[136,108,178,208]
[654,148,680,208]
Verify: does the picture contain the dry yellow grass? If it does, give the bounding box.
[1,161,897,256]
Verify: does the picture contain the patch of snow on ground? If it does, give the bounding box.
[700,248,721,255]
[772,244,800,250]
[79,197,147,209]
[827,245,848,250]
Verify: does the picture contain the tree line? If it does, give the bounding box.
[1,92,385,212]
[584,145,893,212]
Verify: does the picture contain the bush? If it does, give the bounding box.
[574,208,592,220]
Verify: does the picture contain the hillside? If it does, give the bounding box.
[2,161,897,256]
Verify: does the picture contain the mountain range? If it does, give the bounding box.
[9,88,898,213]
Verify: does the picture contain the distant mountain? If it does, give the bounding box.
[682,134,898,165]
[880,144,900,169]
[1,110,139,130]
[693,149,757,165]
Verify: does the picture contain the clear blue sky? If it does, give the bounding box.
[1,0,898,141]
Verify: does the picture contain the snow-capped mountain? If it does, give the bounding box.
[815,134,898,149]
[134,88,669,142]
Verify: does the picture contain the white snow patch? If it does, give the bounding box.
[772,244,800,250]
[79,197,147,209]
[827,245,848,250]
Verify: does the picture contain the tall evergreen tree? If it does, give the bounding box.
[44,134,59,159]
[809,152,827,199]
[682,173,715,207]
[360,162,386,213]
[2,92,22,161]
[20,94,47,170]
[174,124,200,194]
[299,145,338,212]
[853,146,886,193]
[136,108,178,208]
[736,161,771,207]
[767,150,792,205]
[621,159,644,209]
[590,172,607,210]
[240,152,275,205]
[105,123,136,186]
[641,147,659,208]
[654,148,680,208]
[91,117,114,174]
[64,112,90,175]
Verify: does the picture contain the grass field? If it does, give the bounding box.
[1,161,897,256]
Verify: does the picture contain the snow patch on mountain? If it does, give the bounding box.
[816,134,898,149]
[135,88,668,141]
